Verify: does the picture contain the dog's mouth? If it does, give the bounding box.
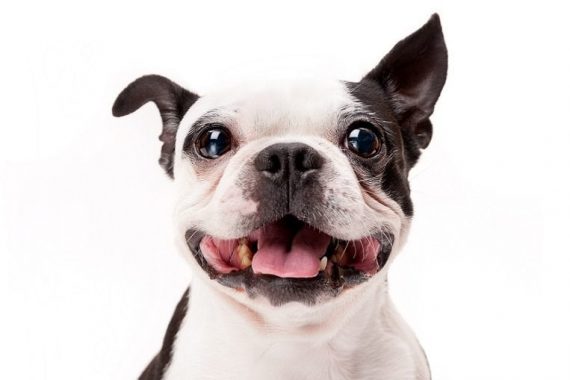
[186,215,393,305]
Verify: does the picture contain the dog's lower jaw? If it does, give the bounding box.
[161,275,431,380]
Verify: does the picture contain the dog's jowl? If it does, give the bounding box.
[113,14,447,380]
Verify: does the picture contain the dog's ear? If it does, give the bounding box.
[364,14,447,150]
[112,75,199,178]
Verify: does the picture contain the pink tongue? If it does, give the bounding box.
[251,220,331,278]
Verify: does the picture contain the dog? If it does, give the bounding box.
[112,14,447,380]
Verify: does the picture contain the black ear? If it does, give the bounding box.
[112,75,199,178]
[365,14,447,149]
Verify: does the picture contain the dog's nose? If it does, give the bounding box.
[254,143,324,182]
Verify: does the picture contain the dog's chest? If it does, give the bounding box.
[163,311,346,380]
[165,335,359,380]
[166,343,346,380]
[164,327,418,380]
[162,295,422,380]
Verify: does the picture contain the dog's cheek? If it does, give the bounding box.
[380,161,413,216]
[172,138,247,229]
[171,155,222,234]
[218,185,259,216]
[304,144,378,239]
[320,171,370,238]
[186,148,264,238]
[318,142,410,240]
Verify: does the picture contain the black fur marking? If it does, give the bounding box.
[364,13,447,151]
[139,288,190,380]
[343,13,448,216]
[112,75,199,178]
[345,80,414,216]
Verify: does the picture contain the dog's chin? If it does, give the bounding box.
[185,215,393,306]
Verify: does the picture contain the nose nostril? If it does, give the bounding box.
[295,148,323,172]
[255,143,324,180]
[267,154,281,174]
[254,151,282,174]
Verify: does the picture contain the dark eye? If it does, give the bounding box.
[345,122,381,158]
[196,126,232,159]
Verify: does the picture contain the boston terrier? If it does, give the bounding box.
[112,14,447,380]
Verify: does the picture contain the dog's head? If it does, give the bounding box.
[113,15,447,308]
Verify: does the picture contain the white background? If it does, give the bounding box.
[1,1,569,379]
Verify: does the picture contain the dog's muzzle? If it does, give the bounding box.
[185,143,394,305]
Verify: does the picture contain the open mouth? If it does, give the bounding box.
[186,215,393,305]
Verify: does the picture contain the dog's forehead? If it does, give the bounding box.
[179,77,358,138]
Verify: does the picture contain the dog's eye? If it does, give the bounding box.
[345,122,381,158]
[196,126,232,159]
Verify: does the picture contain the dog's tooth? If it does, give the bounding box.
[331,243,350,266]
[331,244,342,263]
[319,256,327,271]
[325,259,334,277]
[237,241,253,269]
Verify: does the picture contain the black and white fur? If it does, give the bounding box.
[113,14,447,380]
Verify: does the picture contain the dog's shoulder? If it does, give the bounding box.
[139,288,190,380]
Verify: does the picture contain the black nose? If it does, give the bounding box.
[254,143,324,181]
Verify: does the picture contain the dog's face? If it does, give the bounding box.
[113,15,447,308]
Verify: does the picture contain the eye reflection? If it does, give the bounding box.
[346,122,381,158]
[197,127,232,159]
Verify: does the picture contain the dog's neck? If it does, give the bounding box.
[195,273,389,338]
[163,276,428,380]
